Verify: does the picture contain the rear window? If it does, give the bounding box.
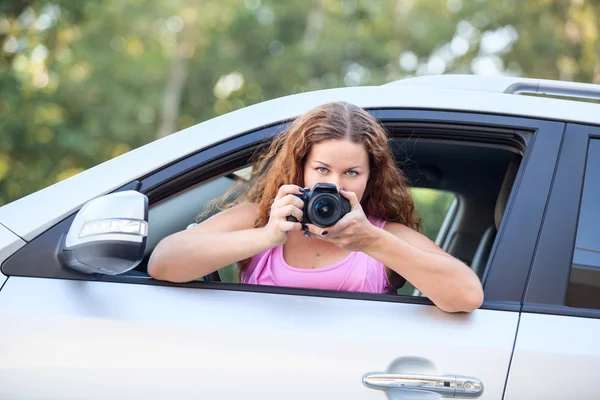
[567,139,600,309]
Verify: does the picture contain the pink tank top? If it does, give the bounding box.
[241,216,395,294]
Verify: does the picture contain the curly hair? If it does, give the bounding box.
[198,101,421,275]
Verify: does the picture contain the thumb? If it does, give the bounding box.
[339,189,360,210]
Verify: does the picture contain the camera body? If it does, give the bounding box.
[286,183,351,228]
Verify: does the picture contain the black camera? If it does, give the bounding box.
[286,183,351,228]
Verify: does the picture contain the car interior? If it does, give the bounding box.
[135,124,523,296]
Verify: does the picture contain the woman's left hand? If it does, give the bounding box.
[305,189,380,252]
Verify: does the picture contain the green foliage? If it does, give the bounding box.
[411,188,455,241]
[395,188,454,296]
[1,0,599,205]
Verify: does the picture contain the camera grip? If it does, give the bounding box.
[286,215,299,223]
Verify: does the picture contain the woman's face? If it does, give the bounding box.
[303,139,370,201]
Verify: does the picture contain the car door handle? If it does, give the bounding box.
[363,372,484,398]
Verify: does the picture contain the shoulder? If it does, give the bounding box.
[382,220,447,256]
[382,220,415,235]
[193,202,259,233]
[367,215,387,229]
[212,202,259,222]
[228,202,260,216]
[367,215,437,249]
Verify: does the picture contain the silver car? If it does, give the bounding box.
[1,75,599,399]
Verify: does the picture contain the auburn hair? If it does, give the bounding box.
[198,101,421,274]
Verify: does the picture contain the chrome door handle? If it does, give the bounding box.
[363,372,484,398]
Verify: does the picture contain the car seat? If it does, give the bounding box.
[470,155,520,278]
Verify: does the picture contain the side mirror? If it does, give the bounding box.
[58,190,148,275]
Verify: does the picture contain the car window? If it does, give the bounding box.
[566,139,600,309]
[398,188,455,295]
[232,166,253,181]
[183,168,457,289]
[138,126,520,301]
[410,188,455,241]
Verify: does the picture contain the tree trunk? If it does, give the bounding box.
[302,0,325,49]
[593,45,600,84]
[155,27,194,140]
[155,55,189,139]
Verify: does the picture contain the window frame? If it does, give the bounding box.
[524,123,600,319]
[2,109,564,312]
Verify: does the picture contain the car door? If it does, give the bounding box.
[504,124,600,400]
[0,111,563,399]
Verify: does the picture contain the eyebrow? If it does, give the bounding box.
[313,160,364,169]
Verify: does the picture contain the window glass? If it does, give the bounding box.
[410,188,455,242]
[398,188,455,295]
[567,139,600,309]
[232,166,253,181]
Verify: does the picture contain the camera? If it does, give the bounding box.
[286,183,351,228]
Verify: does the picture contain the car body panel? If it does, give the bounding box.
[523,124,600,309]
[504,313,600,400]
[0,224,26,288]
[0,83,598,242]
[0,277,518,399]
[508,123,600,399]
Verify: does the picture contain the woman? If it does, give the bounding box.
[148,102,483,313]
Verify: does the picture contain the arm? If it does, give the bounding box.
[305,189,484,313]
[148,185,305,283]
[147,203,274,282]
[367,222,484,313]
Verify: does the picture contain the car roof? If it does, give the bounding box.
[1,75,599,241]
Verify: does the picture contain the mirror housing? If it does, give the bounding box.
[58,190,148,275]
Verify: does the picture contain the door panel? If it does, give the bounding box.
[0,277,517,399]
[505,313,600,400]
[509,124,600,399]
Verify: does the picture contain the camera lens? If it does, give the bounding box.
[308,193,340,227]
[315,199,335,219]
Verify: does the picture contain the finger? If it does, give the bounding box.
[275,184,303,201]
[304,222,349,237]
[304,223,322,236]
[278,194,305,209]
[339,189,361,210]
[304,208,362,236]
[303,226,338,242]
[279,221,302,232]
[273,204,303,222]
[324,217,355,235]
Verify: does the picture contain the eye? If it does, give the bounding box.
[346,170,358,177]
[317,167,328,174]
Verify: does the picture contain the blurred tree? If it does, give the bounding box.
[411,188,455,241]
[0,0,598,205]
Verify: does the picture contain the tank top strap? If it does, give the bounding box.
[367,215,387,229]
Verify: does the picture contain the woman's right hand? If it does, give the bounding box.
[262,184,305,245]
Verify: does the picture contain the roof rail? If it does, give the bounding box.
[386,74,600,101]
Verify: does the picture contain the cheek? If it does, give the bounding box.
[347,176,369,200]
[303,168,318,188]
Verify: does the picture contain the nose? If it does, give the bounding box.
[321,176,342,191]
